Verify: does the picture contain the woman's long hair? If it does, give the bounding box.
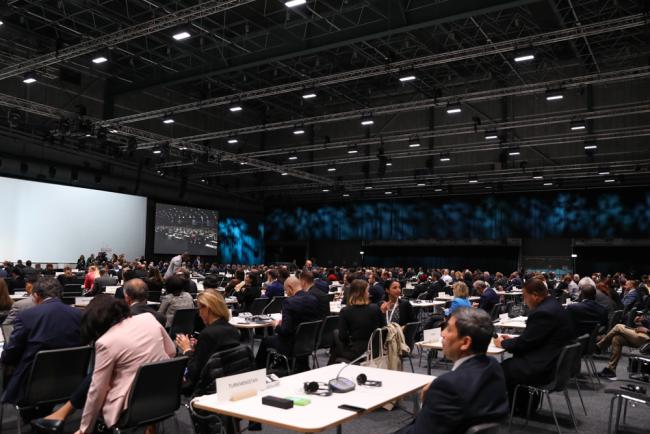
[81,294,130,344]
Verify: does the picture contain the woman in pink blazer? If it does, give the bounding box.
[32,295,176,434]
[76,295,176,433]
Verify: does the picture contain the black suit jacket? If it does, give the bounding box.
[308,285,330,319]
[184,318,240,392]
[275,291,321,345]
[566,299,608,335]
[502,296,576,382]
[1,298,82,403]
[396,298,417,326]
[130,302,166,326]
[396,355,509,434]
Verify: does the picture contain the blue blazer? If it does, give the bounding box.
[264,280,285,299]
[395,355,509,434]
[479,287,500,313]
[1,298,83,403]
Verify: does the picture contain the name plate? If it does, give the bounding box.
[423,328,441,343]
[499,313,509,321]
[216,368,267,402]
[75,296,94,306]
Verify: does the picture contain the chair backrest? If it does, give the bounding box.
[464,422,501,434]
[195,345,255,397]
[262,296,285,315]
[402,321,420,354]
[368,327,389,359]
[169,308,197,337]
[116,356,188,429]
[316,315,340,350]
[548,342,582,391]
[575,320,600,338]
[292,320,322,358]
[64,284,82,295]
[21,346,93,407]
[572,334,589,376]
[608,310,623,331]
[585,322,601,356]
[1,323,14,346]
[490,303,503,321]
[149,290,162,302]
[249,298,269,315]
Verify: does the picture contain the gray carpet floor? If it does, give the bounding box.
[2,349,647,434]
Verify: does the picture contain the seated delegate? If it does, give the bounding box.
[175,290,241,393]
[329,279,384,364]
[395,308,509,434]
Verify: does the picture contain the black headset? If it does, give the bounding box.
[303,381,332,396]
[356,373,382,387]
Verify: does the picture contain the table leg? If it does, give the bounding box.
[336,424,342,434]
[249,329,254,348]
[427,350,433,375]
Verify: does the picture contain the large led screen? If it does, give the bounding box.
[154,203,219,255]
[0,176,147,263]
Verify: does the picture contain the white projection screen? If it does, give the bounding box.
[0,176,147,263]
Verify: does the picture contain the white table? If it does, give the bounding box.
[230,313,282,347]
[192,363,433,433]
[410,300,445,309]
[434,295,480,302]
[493,316,527,330]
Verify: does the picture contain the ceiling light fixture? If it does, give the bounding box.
[281,172,288,176]
[604,178,616,183]
[446,103,462,114]
[22,72,36,84]
[439,153,451,162]
[288,154,298,160]
[485,131,498,140]
[434,188,443,192]
[293,128,305,135]
[162,117,175,124]
[302,92,316,99]
[285,0,307,7]
[543,182,553,186]
[570,120,586,131]
[584,144,598,150]
[469,177,479,184]
[322,188,330,192]
[417,183,426,187]
[514,48,535,62]
[361,115,374,126]
[172,31,191,41]
[364,185,373,190]
[229,105,243,112]
[347,145,359,154]
[342,193,350,197]
[545,88,564,101]
[227,138,238,144]
[92,56,108,64]
[399,75,416,82]
[327,165,337,172]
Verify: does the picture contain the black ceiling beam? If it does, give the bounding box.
[112,0,544,95]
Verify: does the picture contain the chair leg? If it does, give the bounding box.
[546,392,562,434]
[16,407,22,434]
[408,355,414,373]
[573,379,587,415]
[563,389,579,431]
[508,385,521,432]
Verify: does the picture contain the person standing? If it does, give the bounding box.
[164,252,189,279]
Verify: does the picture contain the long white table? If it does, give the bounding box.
[193,363,433,433]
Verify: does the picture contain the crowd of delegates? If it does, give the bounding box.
[1,254,649,433]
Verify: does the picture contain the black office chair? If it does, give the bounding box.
[188,345,255,434]
[169,308,197,339]
[465,422,501,434]
[64,283,82,295]
[267,320,322,375]
[262,296,285,315]
[608,310,624,331]
[249,298,269,316]
[3,346,93,434]
[149,291,162,302]
[401,321,420,373]
[111,357,188,433]
[490,303,504,321]
[570,334,589,415]
[508,342,582,434]
[312,315,339,368]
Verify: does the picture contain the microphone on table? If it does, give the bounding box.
[329,353,368,393]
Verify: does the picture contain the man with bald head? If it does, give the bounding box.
[255,275,320,369]
[124,278,166,326]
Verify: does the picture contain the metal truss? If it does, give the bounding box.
[136,64,650,148]
[0,92,332,185]
[101,13,646,126]
[0,0,254,81]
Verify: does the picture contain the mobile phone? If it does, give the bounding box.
[338,404,365,412]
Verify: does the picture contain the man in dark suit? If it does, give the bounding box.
[395,308,508,434]
[7,268,26,294]
[1,277,83,405]
[301,270,329,319]
[368,272,385,305]
[473,280,500,314]
[255,276,321,369]
[566,284,608,335]
[123,278,166,326]
[494,278,576,413]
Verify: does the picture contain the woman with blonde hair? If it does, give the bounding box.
[83,265,100,293]
[447,281,472,316]
[175,290,240,393]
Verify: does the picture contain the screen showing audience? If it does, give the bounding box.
[154,203,219,255]
[0,176,147,263]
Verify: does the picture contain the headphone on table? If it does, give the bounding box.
[303,381,333,396]
[356,373,382,387]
